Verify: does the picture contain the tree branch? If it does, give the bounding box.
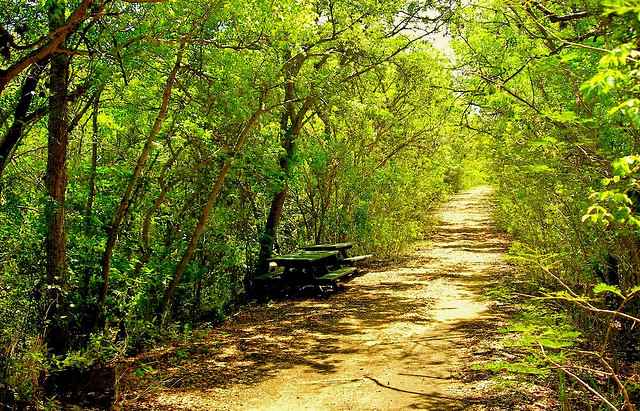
[0,0,97,95]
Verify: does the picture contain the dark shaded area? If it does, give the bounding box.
[123,277,442,394]
[44,366,114,410]
[114,251,515,409]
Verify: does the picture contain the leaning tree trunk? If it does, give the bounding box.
[89,50,183,333]
[256,96,314,274]
[254,52,327,273]
[44,0,70,355]
[0,61,46,181]
[256,137,294,274]
[158,110,264,326]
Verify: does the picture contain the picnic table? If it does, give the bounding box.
[301,242,372,265]
[251,243,371,293]
[300,242,353,258]
[252,249,357,291]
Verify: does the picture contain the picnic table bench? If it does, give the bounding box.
[271,250,357,284]
[252,267,284,281]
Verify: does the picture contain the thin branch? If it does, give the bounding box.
[480,74,542,114]
[0,0,98,94]
[533,2,592,24]
[522,6,617,57]
[541,348,620,411]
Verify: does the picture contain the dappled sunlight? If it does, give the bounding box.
[116,186,512,410]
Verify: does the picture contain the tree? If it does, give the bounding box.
[255,0,455,272]
[452,1,640,408]
[43,0,71,355]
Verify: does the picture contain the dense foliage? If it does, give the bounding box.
[453,0,640,408]
[0,0,473,406]
[4,0,639,408]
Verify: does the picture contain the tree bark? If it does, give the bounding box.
[44,0,70,355]
[256,135,293,274]
[0,61,46,180]
[0,0,95,96]
[254,52,330,273]
[256,96,314,273]
[85,89,101,233]
[316,163,338,243]
[80,92,102,306]
[158,110,264,325]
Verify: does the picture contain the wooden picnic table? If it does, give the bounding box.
[266,250,356,289]
[270,250,339,277]
[251,244,371,293]
[270,249,339,265]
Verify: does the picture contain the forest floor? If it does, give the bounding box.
[108,186,557,410]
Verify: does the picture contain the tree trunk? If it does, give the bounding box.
[44,0,70,355]
[80,93,101,307]
[256,97,314,273]
[254,52,329,272]
[90,50,183,333]
[158,110,263,325]
[0,61,46,180]
[256,139,293,274]
[85,91,101,233]
[316,163,338,243]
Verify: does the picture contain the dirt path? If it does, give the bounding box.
[116,186,512,410]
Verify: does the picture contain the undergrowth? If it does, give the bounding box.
[475,260,640,410]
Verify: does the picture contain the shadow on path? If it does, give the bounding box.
[115,186,515,410]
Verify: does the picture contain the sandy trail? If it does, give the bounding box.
[118,186,510,410]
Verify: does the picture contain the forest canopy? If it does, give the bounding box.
[1,0,640,408]
[0,0,474,405]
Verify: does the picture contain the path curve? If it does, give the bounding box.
[117,186,511,410]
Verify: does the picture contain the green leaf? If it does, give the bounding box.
[593,283,624,298]
[628,286,640,295]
